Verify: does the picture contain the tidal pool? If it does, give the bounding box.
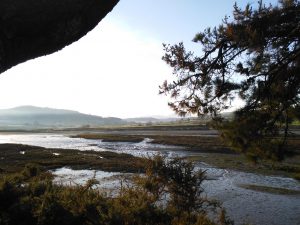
[0,133,299,225]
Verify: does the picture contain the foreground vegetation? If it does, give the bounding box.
[0,157,233,225]
[0,144,144,174]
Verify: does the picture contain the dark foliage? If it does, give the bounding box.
[160,0,300,161]
[0,158,233,225]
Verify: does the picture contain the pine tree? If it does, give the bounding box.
[160,0,300,161]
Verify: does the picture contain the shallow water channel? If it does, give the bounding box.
[0,133,299,225]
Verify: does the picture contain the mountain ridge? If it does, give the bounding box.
[0,106,124,129]
[0,105,81,115]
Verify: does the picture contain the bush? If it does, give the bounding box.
[0,159,233,225]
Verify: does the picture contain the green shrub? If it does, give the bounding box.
[0,159,233,225]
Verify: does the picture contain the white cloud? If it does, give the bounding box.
[0,20,175,118]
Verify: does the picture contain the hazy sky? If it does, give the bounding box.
[0,0,278,118]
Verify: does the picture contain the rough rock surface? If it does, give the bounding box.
[0,0,119,74]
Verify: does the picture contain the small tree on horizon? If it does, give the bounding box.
[160,0,300,161]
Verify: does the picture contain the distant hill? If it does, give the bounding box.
[0,106,125,129]
[125,117,180,124]
[125,113,235,125]
[125,117,161,124]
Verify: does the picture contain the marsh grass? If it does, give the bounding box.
[74,134,145,143]
[73,133,232,153]
[238,184,300,195]
[0,144,145,174]
[73,133,300,179]
[187,153,300,179]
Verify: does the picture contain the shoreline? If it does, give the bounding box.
[72,133,300,180]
